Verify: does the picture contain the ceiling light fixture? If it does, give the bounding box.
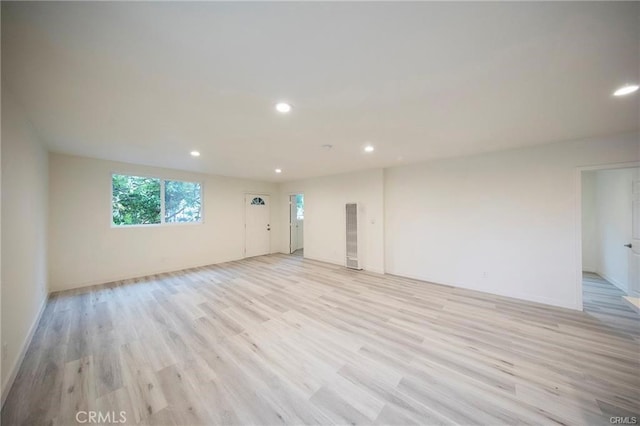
[275,102,292,113]
[364,145,375,153]
[190,151,200,157]
[275,168,282,173]
[613,84,639,96]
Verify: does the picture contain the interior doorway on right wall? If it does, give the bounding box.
[289,194,304,256]
[581,167,640,317]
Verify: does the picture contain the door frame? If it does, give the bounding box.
[244,192,271,258]
[575,161,640,311]
[288,192,304,256]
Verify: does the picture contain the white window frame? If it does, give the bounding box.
[111,172,204,228]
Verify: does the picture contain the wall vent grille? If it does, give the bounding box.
[346,203,361,270]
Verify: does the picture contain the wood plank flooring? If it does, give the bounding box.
[2,255,639,425]
[584,272,640,326]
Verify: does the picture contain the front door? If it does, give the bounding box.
[245,194,270,258]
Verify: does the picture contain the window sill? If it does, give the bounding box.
[111,221,204,229]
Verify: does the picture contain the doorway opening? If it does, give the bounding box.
[289,194,304,256]
[581,166,639,321]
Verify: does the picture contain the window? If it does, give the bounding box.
[165,180,202,223]
[112,174,202,226]
[112,175,161,225]
[250,197,265,205]
[296,194,304,220]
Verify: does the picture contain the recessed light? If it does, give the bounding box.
[275,102,292,113]
[190,151,200,157]
[275,168,282,173]
[364,145,375,153]
[613,84,639,96]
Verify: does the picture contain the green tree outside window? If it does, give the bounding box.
[112,175,161,225]
[112,175,202,226]
[165,180,202,223]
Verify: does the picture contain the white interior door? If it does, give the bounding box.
[629,176,640,297]
[297,219,304,250]
[245,194,270,258]
[289,195,298,254]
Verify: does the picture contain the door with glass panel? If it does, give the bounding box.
[245,194,270,257]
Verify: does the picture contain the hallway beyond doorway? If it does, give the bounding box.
[583,272,638,334]
[289,194,304,255]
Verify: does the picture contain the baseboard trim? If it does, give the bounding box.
[1,294,48,408]
[50,255,245,293]
[302,254,384,275]
[598,271,628,294]
[385,269,578,311]
[302,254,343,267]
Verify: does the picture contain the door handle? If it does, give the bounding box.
[624,243,632,248]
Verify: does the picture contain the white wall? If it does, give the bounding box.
[278,169,384,273]
[0,79,3,404]
[384,133,639,310]
[1,94,49,399]
[581,171,598,272]
[49,154,279,291]
[594,168,637,293]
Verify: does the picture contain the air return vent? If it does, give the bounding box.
[346,203,362,270]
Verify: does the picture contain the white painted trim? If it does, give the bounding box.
[599,271,628,294]
[575,161,640,311]
[288,193,305,255]
[303,254,344,267]
[575,167,584,311]
[304,253,575,309]
[303,254,384,275]
[578,162,640,172]
[50,255,244,293]
[386,270,578,310]
[289,194,294,254]
[1,295,48,408]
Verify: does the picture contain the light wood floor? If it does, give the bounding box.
[583,272,640,323]
[2,255,639,425]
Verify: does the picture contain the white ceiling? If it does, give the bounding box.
[2,2,639,182]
